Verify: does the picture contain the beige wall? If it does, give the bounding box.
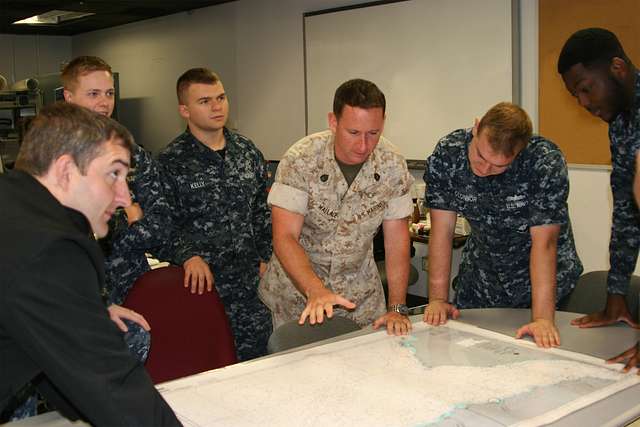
[0,34,71,84]
[72,2,238,154]
[3,0,636,291]
[234,0,379,160]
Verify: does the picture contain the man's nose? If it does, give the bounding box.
[356,135,368,152]
[115,180,132,207]
[479,162,492,176]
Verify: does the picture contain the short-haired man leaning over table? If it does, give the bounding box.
[259,78,414,336]
[422,102,582,349]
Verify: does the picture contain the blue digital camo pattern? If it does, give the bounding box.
[123,319,151,363]
[159,128,272,361]
[607,71,640,295]
[8,395,37,421]
[219,270,272,361]
[424,129,583,308]
[99,143,170,364]
[103,143,172,306]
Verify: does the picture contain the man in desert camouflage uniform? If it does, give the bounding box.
[422,102,582,348]
[62,56,166,362]
[259,79,414,335]
[159,68,272,361]
[558,28,640,371]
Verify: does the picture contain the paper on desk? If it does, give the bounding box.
[156,321,639,427]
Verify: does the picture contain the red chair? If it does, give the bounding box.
[123,265,237,384]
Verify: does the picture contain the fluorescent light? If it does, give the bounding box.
[13,10,95,25]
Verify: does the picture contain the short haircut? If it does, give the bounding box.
[176,68,220,104]
[557,28,630,74]
[477,102,532,157]
[333,79,386,118]
[15,102,134,177]
[61,56,113,91]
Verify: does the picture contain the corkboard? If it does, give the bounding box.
[539,0,640,165]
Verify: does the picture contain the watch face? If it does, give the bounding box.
[392,304,409,315]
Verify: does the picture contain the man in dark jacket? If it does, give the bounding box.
[0,102,180,426]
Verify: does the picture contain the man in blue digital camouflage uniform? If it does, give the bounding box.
[159,68,272,361]
[423,102,583,348]
[62,56,169,362]
[559,28,640,370]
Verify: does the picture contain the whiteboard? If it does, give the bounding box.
[304,0,514,160]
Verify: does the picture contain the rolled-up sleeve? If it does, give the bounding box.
[267,182,309,215]
[383,156,413,220]
[384,192,413,220]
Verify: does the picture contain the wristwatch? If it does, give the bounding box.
[388,304,409,316]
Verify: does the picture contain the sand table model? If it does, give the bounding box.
[159,321,639,427]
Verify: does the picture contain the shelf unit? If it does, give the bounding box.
[0,90,41,172]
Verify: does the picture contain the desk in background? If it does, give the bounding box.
[407,226,468,300]
[410,228,469,249]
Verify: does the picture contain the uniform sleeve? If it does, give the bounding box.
[267,154,309,215]
[112,146,172,254]
[528,148,569,227]
[607,150,640,295]
[383,157,414,220]
[157,150,198,265]
[424,140,456,211]
[252,149,273,262]
[6,240,180,426]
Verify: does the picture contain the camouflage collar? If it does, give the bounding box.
[184,127,240,158]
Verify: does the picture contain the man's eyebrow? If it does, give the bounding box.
[197,96,212,102]
[112,159,130,168]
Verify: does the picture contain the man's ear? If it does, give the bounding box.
[63,89,73,103]
[610,56,629,81]
[178,104,190,120]
[472,117,480,138]
[328,112,338,133]
[50,154,77,191]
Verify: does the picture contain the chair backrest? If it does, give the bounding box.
[559,270,640,319]
[267,316,361,354]
[123,265,237,384]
